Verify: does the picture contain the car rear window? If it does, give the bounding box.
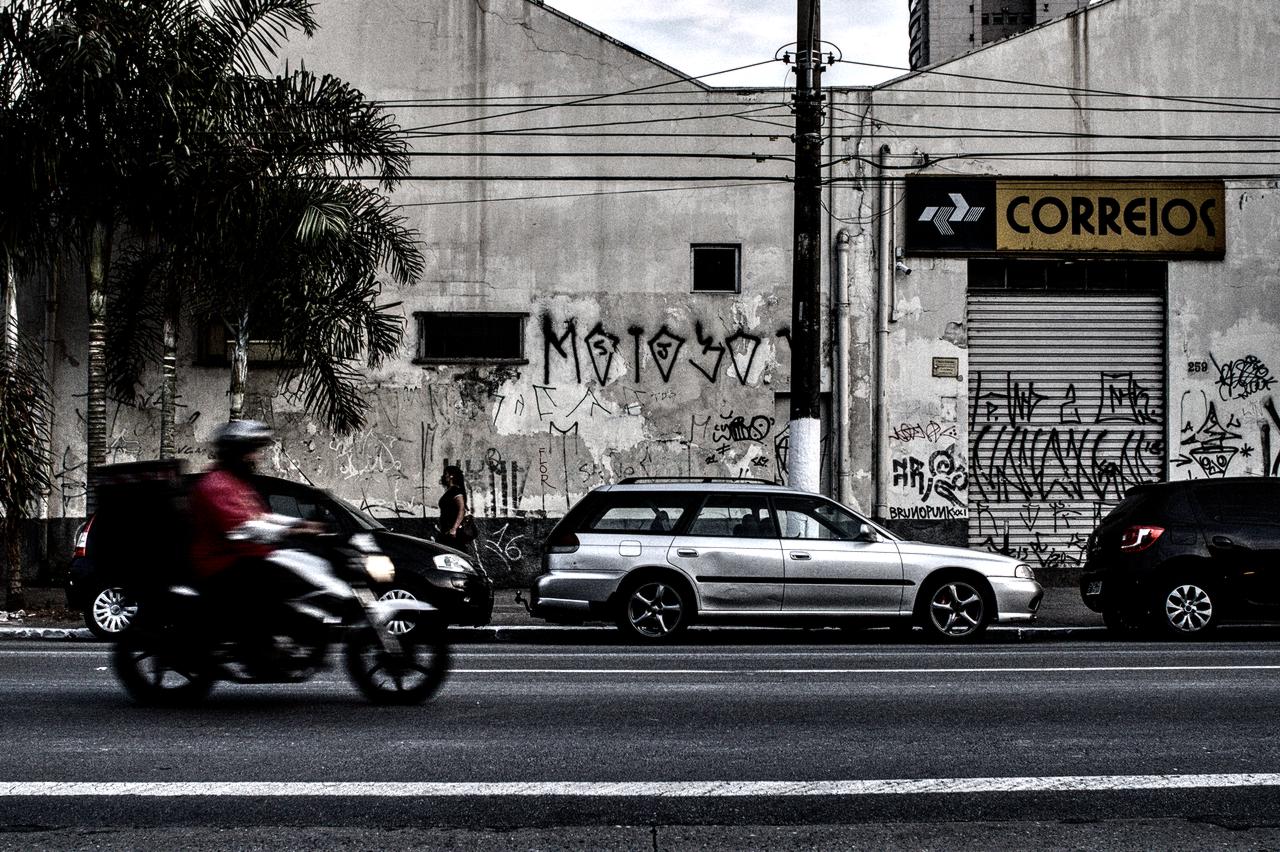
[581,494,695,534]
[1193,481,1280,525]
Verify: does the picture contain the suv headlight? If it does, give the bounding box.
[1014,563,1035,581]
[365,554,396,584]
[434,553,474,574]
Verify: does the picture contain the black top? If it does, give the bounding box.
[438,485,465,532]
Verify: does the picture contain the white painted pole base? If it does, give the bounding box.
[787,417,822,493]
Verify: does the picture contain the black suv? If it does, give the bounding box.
[1081,478,1280,636]
[67,464,492,638]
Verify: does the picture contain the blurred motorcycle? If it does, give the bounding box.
[113,531,450,706]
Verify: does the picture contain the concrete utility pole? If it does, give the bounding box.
[788,0,824,493]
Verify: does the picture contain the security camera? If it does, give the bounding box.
[894,260,912,275]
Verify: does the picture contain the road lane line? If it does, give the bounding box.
[4,775,1280,797]
[446,665,1280,674]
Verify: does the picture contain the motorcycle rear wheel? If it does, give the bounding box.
[113,631,214,706]
[345,628,449,705]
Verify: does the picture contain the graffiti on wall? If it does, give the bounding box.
[1178,352,1278,479]
[889,444,969,521]
[541,314,787,387]
[68,308,795,530]
[967,368,1164,572]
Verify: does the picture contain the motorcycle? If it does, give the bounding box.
[112,531,450,706]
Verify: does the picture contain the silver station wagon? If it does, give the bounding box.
[529,479,1043,642]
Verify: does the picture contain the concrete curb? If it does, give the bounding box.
[0,626,95,641]
[0,623,1106,644]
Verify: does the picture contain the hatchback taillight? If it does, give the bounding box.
[73,517,94,559]
[546,531,580,554]
[1118,524,1164,553]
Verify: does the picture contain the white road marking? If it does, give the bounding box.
[3,775,1280,797]
[449,665,1280,674]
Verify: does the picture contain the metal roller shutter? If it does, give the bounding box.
[966,290,1166,576]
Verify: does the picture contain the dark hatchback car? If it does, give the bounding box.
[1081,477,1280,637]
[67,470,493,638]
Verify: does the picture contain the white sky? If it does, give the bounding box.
[542,1,910,88]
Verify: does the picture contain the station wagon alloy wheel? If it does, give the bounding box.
[1162,583,1214,634]
[621,580,688,640]
[926,579,987,639]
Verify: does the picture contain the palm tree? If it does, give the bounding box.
[102,24,422,441]
[1,5,56,608]
[2,0,319,495]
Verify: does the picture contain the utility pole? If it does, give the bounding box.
[789,0,824,493]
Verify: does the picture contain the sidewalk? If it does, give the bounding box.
[0,585,1102,641]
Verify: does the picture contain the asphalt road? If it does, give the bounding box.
[3,635,1280,849]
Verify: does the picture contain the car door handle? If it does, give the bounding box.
[1211,535,1237,549]
[676,548,699,558]
[789,551,811,560]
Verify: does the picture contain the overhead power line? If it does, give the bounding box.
[836,59,1280,114]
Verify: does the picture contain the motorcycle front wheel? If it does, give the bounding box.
[113,631,214,706]
[345,628,449,706]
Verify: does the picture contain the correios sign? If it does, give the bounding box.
[905,178,1225,258]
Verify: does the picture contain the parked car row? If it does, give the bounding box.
[67,472,1280,642]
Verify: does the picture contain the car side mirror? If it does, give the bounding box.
[855,523,878,543]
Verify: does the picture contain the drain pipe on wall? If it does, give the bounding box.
[833,228,852,506]
[874,144,894,520]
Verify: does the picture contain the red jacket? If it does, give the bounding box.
[188,468,276,579]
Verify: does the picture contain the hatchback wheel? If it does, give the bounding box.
[616,577,690,641]
[85,586,137,640]
[921,577,989,641]
[1155,580,1217,637]
[377,587,420,636]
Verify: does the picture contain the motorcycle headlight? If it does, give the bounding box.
[1014,563,1035,581]
[365,554,396,584]
[434,553,474,574]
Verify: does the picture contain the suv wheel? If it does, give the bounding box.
[616,576,691,642]
[86,585,138,639]
[1154,580,1218,637]
[920,577,990,642]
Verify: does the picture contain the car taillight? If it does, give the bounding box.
[546,531,580,554]
[1118,525,1164,553]
[73,517,94,558]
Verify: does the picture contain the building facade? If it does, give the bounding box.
[22,0,1280,589]
[909,0,1091,68]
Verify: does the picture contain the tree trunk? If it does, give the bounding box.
[228,314,249,421]
[2,517,22,613]
[159,288,179,458]
[85,219,112,512]
[2,258,23,612]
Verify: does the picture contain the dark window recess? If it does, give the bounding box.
[968,259,1167,293]
[196,319,295,367]
[691,244,741,293]
[415,312,527,364]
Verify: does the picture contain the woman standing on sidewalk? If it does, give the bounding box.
[435,466,472,550]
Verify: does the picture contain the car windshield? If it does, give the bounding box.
[332,496,385,530]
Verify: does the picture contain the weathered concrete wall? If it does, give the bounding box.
[860,0,1280,569]
[37,0,813,541]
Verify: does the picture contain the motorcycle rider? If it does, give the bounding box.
[188,420,323,666]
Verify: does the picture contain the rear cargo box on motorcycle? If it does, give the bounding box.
[90,460,192,590]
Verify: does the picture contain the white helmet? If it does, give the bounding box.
[211,419,273,457]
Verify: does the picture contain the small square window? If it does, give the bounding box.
[691,244,741,293]
[414,311,527,364]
